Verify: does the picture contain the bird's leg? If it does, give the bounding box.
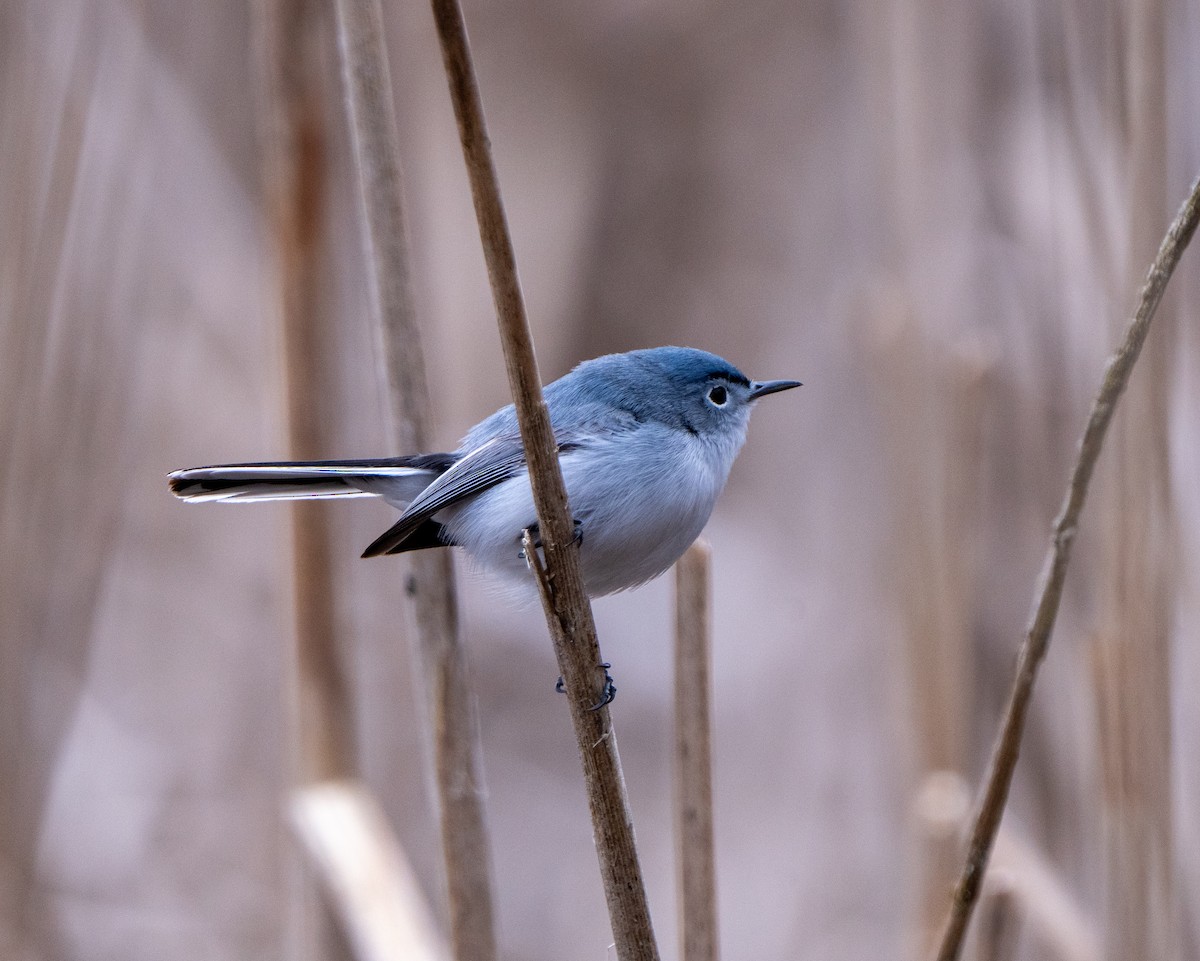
[555,662,617,711]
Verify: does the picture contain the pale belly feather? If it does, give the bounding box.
[439,426,737,596]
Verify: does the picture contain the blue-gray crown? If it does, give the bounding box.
[627,346,750,386]
[579,346,751,391]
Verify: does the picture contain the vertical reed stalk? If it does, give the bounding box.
[1092,0,1176,956]
[331,4,498,959]
[255,3,355,958]
[428,1,660,956]
[674,540,719,961]
[868,310,990,954]
[257,0,355,787]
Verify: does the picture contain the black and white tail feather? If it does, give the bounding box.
[168,455,460,557]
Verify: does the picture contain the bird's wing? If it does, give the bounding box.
[362,436,533,557]
[361,408,640,558]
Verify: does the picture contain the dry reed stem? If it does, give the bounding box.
[1093,1,1176,956]
[428,1,659,956]
[674,540,719,961]
[933,174,1200,961]
[254,4,355,958]
[291,781,449,961]
[257,0,355,787]
[868,310,990,953]
[332,4,498,959]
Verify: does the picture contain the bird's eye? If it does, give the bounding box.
[707,385,728,407]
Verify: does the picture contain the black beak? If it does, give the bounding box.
[748,379,803,400]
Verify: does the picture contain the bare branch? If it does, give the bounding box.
[427,1,660,957]
[933,173,1200,960]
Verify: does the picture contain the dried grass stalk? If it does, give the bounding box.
[1091,0,1177,955]
[933,174,1200,961]
[674,540,719,961]
[255,4,355,958]
[332,2,498,958]
[257,0,355,787]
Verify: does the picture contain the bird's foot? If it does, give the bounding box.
[555,662,616,711]
[519,518,584,560]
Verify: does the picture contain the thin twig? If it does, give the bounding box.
[933,173,1200,961]
[428,1,660,958]
[332,4,498,960]
[674,540,719,961]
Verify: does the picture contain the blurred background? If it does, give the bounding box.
[2,0,1199,959]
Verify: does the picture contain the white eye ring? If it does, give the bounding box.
[707,384,728,407]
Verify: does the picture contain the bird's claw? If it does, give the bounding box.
[555,661,616,711]
[590,663,617,710]
[520,519,584,559]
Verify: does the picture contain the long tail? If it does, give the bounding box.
[168,454,454,508]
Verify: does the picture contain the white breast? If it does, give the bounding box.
[440,423,745,596]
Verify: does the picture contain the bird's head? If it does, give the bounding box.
[575,347,801,442]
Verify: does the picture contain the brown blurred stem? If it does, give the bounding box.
[976,888,1021,961]
[933,173,1200,961]
[255,4,354,959]
[428,0,660,958]
[332,3,498,960]
[674,540,719,961]
[256,0,354,790]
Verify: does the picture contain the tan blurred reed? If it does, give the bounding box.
[332,1,498,958]
[254,3,356,959]
[674,540,719,961]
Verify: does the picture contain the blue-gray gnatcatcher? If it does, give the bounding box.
[169,346,801,597]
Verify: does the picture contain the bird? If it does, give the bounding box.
[169,346,801,599]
